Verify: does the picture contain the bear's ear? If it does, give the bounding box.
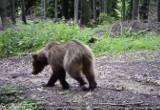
[32,54,38,60]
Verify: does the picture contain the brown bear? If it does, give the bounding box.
[31,40,97,91]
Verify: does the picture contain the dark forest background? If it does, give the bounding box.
[0,0,160,28]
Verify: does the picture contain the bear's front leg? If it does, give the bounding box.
[44,71,58,87]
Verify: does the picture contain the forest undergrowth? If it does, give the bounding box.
[0,20,160,109]
[0,20,160,57]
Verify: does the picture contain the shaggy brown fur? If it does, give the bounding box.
[32,40,97,91]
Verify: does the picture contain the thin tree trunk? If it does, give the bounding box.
[158,0,160,22]
[41,0,47,19]
[74,0,79,22]
[10,0,16,25]
[129,0,133,20]
[106,0,112,14]
[148,0,159,22]
[62,0,69,19]
[44,0,47,19]
[103,0,107,13]
[93,0,96,21]
[54,0,58,21]
[80,0,91,26]
[0,0,8,28]
[122,0,126,21]
[140,0,149,20]
[21,0,27,24]
[132,0,139,20]
[41,0,43,17]
[99,0,103,13]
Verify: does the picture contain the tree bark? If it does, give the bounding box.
[10,0,16,25]
[0,0,8,28]
[74,0,79,22]
[21,0,27,24]
[122,0,126,21]
[44,0,47,19]
[99,0,103,13]
[132,0,139,20]
[62,0,69,19]
[158,0,160,22]
[103,0,107,13]
[80,0,91,26]
[148,0,159,22]
[139,0,149,20]
[93,0,96,21]
[54,0,58,21]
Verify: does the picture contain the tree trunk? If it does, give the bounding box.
[93,0,96,21]
[132,0,139,20]
[0,0,8,28]
[54,0,58,21]
[44,0,47,19]
[62,0,69,19]
[140,0,149,20]
[148,0,159,22]
[74,0,79,22]
[10,0,16,25]
[99,0,103,13]
[106,0,112,15]
[103,0,107,13]
[41,0,47,19]
[21,0,27,24]
[25,0,34,15]
[80,0,91,26]
[127,0,132,20]
[158,0,160,22]
[122,0,126,21]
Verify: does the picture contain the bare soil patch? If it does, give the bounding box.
[0,51,160,109]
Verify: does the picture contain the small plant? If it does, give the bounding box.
[0,85,43,110]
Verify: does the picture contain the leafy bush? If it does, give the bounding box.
[0,21,94,57]
[99,13,116,24]
[0,20,160,57]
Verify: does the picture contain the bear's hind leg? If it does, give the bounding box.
[82,68,97,91]
[74,76,86,87]
[67,69,86,88]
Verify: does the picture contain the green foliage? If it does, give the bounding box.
[0,21,93,57]
[34,6,43,16]
[0,21,160,57]
[92,32,160,56]
[0,85,43,110]
[99,13,115,24]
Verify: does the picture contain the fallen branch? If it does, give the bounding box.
[93,101,144,107]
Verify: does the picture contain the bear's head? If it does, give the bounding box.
[32,52,48,75]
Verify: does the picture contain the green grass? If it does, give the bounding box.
[0,20,160,57]
[0,84,43,110]
[0,21,93,57]
[92,34,160,56]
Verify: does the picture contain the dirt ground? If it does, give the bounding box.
[0,51,160,110]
